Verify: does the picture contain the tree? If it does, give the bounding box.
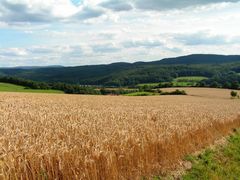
[210,81,219,88]
[100,88,108,95]
[231,91,238,98]
[223,82,231,89]
[231,81,240,90]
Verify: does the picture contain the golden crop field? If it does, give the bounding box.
[0,89,240,179]
[163,87,240,99]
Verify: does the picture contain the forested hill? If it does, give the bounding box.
[0,54,240,86]
[149,54,240,65]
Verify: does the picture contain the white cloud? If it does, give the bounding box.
[122,39,164,48]
[0,48,28,57]
[0,0,240,66]
[174,31,228,46]
[133,0,239,11]
[92,43,121,53]
[100,0,133,11]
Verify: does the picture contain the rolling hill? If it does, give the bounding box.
[0,54,240,86]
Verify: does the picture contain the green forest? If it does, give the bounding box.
[0,54,239,94]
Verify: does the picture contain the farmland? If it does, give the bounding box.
[137,76,208,88]
[0,88,240,179]
[173,76,208,87]
[163,87,240,99]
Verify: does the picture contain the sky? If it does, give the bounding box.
[0,0,240,67]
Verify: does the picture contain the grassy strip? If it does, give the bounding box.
[172,76,208,87]
[174,76,208,82]
[137,76,208,88]
[137,83,160,87]
[143,118,240,179]
[0,83,63,94]
[183,129,240,179]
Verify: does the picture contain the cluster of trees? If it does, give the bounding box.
[160,89,187,96]
[0,76,50,89]
[0,76,99,95]
[136,71,240,90]
[0,76,138,95]
[138,83,175,91]
[99,88,138,95]
[197,71,240,90]
[137,85,187,95]
[55,83,99,94]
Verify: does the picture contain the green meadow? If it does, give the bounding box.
[137,76,208,87]
[183,129,240,179]
[0,83,63,94]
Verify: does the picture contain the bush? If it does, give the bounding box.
[138,85,153,92]
[100,88,138,95]
[157,82,173,88]
[125,92,155,96]
[160,89,187,96]
[231,91,238,98]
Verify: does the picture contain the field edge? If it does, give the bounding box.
[142,116,240,178]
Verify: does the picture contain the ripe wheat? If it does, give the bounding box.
[0,89,240,179]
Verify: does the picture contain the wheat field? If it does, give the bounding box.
[0,89,240,179]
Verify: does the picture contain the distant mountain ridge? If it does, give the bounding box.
[152,54,240,65]
[0,54,240,86]
[0,65,64,70]
[2,54,240,69]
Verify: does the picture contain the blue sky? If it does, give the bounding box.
[0,0,240,67]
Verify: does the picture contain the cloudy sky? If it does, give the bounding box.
[0,0,240,67]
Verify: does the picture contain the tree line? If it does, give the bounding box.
[0,76,138,95]
[0,76,99,94]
